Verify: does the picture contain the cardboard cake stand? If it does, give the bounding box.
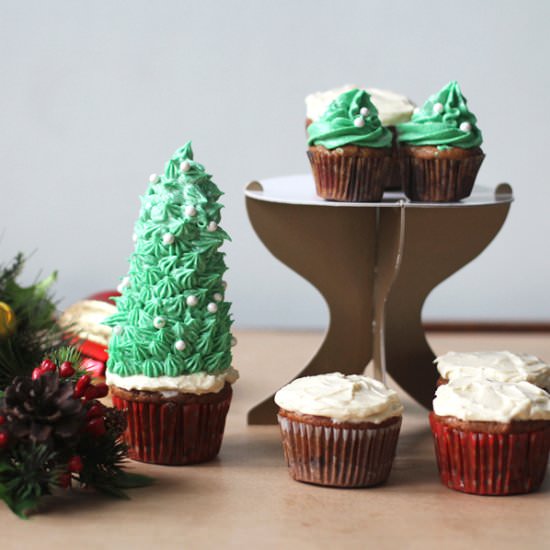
[244,175,513,425]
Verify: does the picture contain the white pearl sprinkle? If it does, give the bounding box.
[433,102,444,114]
[180,160,191,173]
[153,316,166,329]
[353,117,365,128]
[175,340,186,351]
[207,221,218,232]
[162,233,175,245]
[149,173,160,184]
[359,107,369,116]
[221,280,228,289]
[207,302,218,313]
[185,205,197,217]
[413,107,420,115]
[231,336,237,347]
[460,121,472,132]
[113,325,123,336]
[213,292,223,302]
[132,233,138,243]
[186,295,198,307]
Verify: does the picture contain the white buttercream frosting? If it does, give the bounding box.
[106,367,239,395]
[305,85,415,126]
[274,372,403,423]
[433,377,550,422]
[435,351,550,390]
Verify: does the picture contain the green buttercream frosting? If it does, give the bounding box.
[307,89,392,149]
[397,81,482,148]
[104,142,233,378]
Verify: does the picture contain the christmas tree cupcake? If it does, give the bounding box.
[307,89,393,202]
[397,81,484,202]
[105,142,238,465]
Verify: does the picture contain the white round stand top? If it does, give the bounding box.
[245,174,513,209]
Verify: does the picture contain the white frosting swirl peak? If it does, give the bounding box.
[433,377,550,422]
[274,373,403,423]
[435,351,550,390]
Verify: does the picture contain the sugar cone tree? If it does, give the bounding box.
[105,142,233,378]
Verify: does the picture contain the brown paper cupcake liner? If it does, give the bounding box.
[111,386,232,465]
[399,153,485,202]
[277,414,402,487]
[429,412,550,495]
[307,148,392,202]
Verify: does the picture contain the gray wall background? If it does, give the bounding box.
[0,0,548,328]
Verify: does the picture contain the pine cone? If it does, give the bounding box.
[0,372,85,447]
[104,407,127,438]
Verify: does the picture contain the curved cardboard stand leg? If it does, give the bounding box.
[245,183,512,424]
[374,196,511,409]
[245,199,377,424]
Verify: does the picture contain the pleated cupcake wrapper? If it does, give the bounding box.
[400,153,484,202]
[278,415,402,487]
[307,149,392,202]
[429,413,550,495]
[112,392,231,465]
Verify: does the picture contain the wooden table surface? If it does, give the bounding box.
[3,330,549,549]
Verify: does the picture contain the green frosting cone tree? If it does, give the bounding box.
[105,142,233,379]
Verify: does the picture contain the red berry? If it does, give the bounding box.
[40,359,57,373]
[74,375,91,398]
[86,417,106,437]
[93,383,109,399]
[59,361,75,378]
[83,386,98,401]
[32,367,42,380]
[67,455,83,473]
[0,415,5,425]
[0,432,8,449]
[86,403,105,419]
[59,472,72,489]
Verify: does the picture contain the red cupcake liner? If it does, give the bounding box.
[400,153,484,202]
[112,388,232,465]
[429,412,550,495]
[307,148,392,202]
[278,414,402,487]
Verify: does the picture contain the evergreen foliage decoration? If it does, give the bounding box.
[0,253,68,389]
[0,348,152,518]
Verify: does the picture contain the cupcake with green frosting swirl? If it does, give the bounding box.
[307,89,393,202]
[396,81,485,202]
[105,142,238,465]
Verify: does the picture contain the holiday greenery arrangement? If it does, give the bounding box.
[0,253,68,389]
[0,347,152,518]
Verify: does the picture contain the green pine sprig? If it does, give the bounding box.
[0,253,70,389]
[0,443,62,519]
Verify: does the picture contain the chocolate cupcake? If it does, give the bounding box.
[434,351,550,390]
[307,89,393,202]
[275,373,403,488]
[430,377,550,495]
[104,142,238,465]
[397,81,484,202]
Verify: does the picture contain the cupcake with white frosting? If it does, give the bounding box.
[430,377,550,495]
[435,351,550,390]
[275,373,403,487]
